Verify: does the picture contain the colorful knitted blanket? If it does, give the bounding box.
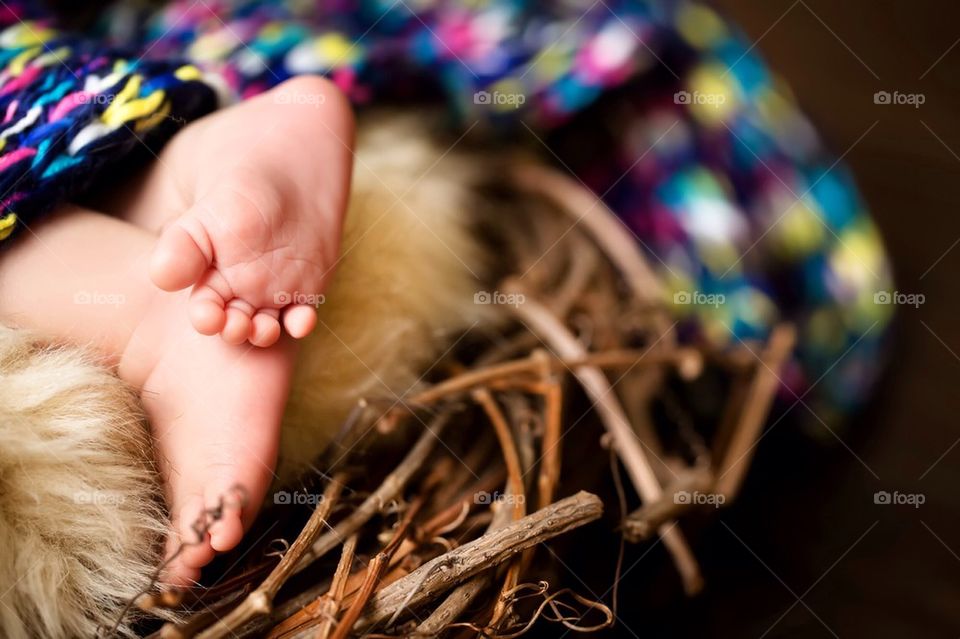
[0,0,891,418]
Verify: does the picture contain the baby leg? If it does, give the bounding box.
[0,207,294,585]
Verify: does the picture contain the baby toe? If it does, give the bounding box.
[150,217,213,292]
[206,484,246,552]
[167,495,217,577]
[189,287,227,335]
[282,304,318,339]
[250,310,282,347]
[222,301,254,345]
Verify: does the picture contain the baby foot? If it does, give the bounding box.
[147,76,354,347]
[120,283,295,586]
[0,204,301,587]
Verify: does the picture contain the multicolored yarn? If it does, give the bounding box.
[0,0,892,418]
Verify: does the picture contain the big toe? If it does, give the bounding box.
[150,219,212,292]
[206,483,247,552]
[162,494,215,586]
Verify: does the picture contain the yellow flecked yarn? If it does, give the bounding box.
[173,65,203,82]
[676,4,728,50]
[104,90,167,127]
[101,75,142,123]
[0,213,18,241]
[134,101,171,133]
[8,46,39,76]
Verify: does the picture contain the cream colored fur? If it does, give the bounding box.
[0,114,489,637]
[0,328,164,638]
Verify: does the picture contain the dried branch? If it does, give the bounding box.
[414,573,491,638]
[296,411,453,571]
[473,389,526,523]
[621,468,714,542]
[510,163,666,315]
[532,350,562,511]
[409,348,701,408]
[194,475,347,638]
[713,324,796,499]
[354,491,604,632]
[502,281,703,594]
[314,534,358,639]
[472,388,527,628]
[416,473,518,637]
[329,498,423,639]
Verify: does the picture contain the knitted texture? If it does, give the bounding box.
[0,0,892,415]
[0,5,218,240]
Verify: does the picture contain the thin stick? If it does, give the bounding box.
[354,491,604,632]
[510,163,665,308]
[296,412,452,571]
[419,469,505,540]
[409,348,701,407]
[621,468,714,542]
[500,392,537,478]
[427,436,497,511]
[415,478,516,637]
[550,229,600,317]
[503,283,703,594]
[472,388,527,628]
[713,324,796,499]
[533,350,563,510]
[472,390,526,523]
[329,499,423,639]
[156,589,251,639]
[314,534,358,639]
[474,332,541,367]
[414,573,493,637]
[196,474,347,639]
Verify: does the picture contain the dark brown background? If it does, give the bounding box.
[640,1,960,636]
